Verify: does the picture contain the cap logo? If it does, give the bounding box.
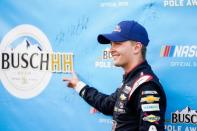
[113,25,121,32]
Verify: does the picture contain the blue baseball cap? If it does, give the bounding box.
[97,20,149,46]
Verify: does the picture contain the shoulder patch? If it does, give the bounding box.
[140,95,160,103]
[128,74,153,100]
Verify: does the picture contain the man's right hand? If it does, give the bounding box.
[62,72,79,88]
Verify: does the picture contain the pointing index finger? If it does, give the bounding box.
[62,77,71,81]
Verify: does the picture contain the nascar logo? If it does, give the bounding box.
[160,45,197,57]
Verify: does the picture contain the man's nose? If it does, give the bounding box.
[110,43,115,51]
[110,46,114,53]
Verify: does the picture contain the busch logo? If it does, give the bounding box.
[171,106,197,124]
[0,24,73,99]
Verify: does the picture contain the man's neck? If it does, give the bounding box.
[123,58,145,75]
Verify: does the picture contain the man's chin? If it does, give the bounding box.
[113,62,121,67]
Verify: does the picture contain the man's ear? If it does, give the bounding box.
[133,42,142,54]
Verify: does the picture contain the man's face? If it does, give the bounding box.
[110,41,134,68]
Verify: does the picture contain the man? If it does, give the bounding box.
[63,20,166,131]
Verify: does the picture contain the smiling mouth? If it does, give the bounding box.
[112,55,120,60]
[111,52,119,56]
[111,51,120,59]
[112,55,119,57]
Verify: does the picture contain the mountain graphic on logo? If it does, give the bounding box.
[10,39,42,52]
[174,106,197,115]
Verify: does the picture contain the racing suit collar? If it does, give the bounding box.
[122,60,150,83]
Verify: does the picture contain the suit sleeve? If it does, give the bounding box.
[79,85,119,115]
[134,82,166,131]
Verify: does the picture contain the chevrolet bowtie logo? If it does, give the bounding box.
[140,95,160,103]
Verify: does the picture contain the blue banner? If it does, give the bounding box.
[0,0,197,130]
